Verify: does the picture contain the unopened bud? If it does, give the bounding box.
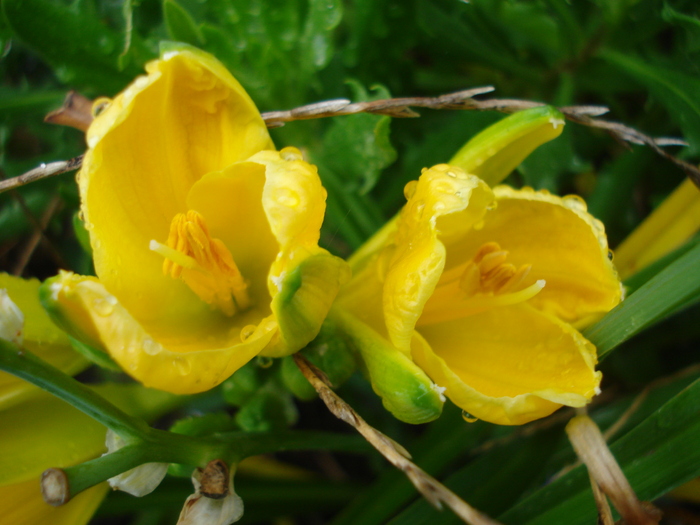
[105,430,168,496]
[0,289,24,346]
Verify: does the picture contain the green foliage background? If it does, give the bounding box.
[1,0,700,524]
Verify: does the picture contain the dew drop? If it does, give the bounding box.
[274,187,300,207]
[174,358,192,376]
[280,147,302,161]
[404,180,418,199]
[256,356,274,368]
[40,163,46,169]
[607,250,614,261]
[142,338,162,356]
[461,410,478,423]
[92,298,114,316]
[240,324,256,341]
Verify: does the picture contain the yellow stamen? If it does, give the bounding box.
[150,210,250,316]
[419,241,544,326]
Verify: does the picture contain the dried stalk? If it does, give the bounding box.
[0,155,83,194]
[293,354,502,525]
[566,414,661,525]
[3,87,698,195]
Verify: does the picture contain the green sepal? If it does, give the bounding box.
[332,309,443,425]
[72,212,93,256]
[168,413,237,477]
[69,336,121,372]
[280,317,358,401]
[270,251,351,356]
[221,360,264,407]
[449,105,565,186]
[235,386,299,432]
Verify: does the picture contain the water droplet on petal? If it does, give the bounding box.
[92,298,114,316]
[274,187,300,207]
[462,410,478,423]
[256,356,273,368]
[404,180,418,199]
[173,358,191,376]
[142,338,162,356]
[240,324,256,342]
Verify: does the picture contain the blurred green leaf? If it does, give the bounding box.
[584,240,700,357]
[2,0,142,94]
[163,0,205,46]
[600,49,700,153]
[319,82,396,194]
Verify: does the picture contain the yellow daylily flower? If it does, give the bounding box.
[0,391,108,525]
[613,177,700,280]
[339,164,622,425]
[41,45,349,394]
[0,273,88,409]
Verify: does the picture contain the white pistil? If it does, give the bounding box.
[150,240,201,271]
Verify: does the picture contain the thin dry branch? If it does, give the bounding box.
[3,87,698,195]
[293,354,502,525]
[0,155,83,194]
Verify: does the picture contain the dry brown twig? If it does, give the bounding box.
[293,354,502,525]
[566,413,662,525]
[2,87,698,195]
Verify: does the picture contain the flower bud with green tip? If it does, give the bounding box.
[449,105,566,187]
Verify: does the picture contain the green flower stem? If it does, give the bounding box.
[0,340,149,439]
[63,428,367,499]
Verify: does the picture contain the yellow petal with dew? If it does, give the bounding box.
[0,479,107,525]
[80,45,273,340]
[383,164,494,354]
[613,177,700,280]
[449,106,565,187]
[413,303,600,425]
[255,148,328,254]
[331,308,443,424]
[442,185,622,324]
[0,274,87,410]
[40,272,276,394]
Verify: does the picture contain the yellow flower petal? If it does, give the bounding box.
[0,393,106,486]
[80,46,273,339]
[0,274,87,410]
[0,479,107,525]
[613,177,700,280]
[442,185,622,323]
[412,303,601,425]
[383,164,494,354]
[42,272,277,394]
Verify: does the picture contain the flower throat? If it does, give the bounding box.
[150,210,250,316]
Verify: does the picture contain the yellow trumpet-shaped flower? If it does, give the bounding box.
[340,164,622,425]
[41,45,349,394]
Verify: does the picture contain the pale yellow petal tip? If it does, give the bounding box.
[105,430,168,497]
[0,289,24,346]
